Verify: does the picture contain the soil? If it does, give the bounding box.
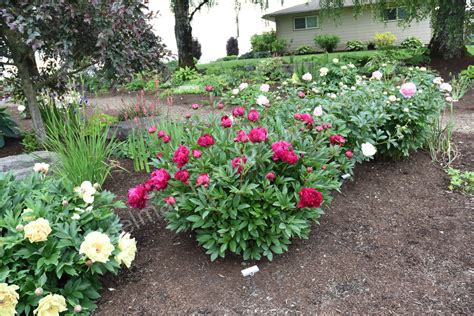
[0,137,23,158]
[428,54,474,80]
[95,136,473,315]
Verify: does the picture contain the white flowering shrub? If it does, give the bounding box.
[0,172,136,315]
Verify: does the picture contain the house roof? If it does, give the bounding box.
[262,1,354,20]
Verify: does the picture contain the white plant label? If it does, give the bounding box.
[241,265,259,277]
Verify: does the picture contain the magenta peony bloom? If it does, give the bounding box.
[128,185,148,209]
[148,168,171,190]
[298,91,305,98]
[400,82,417,98]
[221,115,233,128]
[345,150,353,158]
[192,149,202,158]
[234,130,249,143]
[162,135,171,143]
[157,130,166,138]
[248,127,268,143]
[247,109,260,122]
[266,172,275,181]
[205,85,213,92]
[174,169,190,184]
[295,113,314,126]
[232,106,245,117]
[197,134,215,147]
[164,196,176,205]
[192,103,200,110]
[271,140,299,164]
[196,173,210,187]
[217,102,225,109]
[148,126,156,133]
[173,145,190,168]
[297,188,323,209]
[329,134,346,146]
[231,156,247,173]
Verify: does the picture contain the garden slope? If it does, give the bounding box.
[96,136,473,314]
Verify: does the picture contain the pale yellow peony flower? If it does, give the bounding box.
[33,163,49,174]
[79,231,114,263]
[33,294,67,316]
[115,232,137,268]
[73,181,96,204]
[24,218,51,243]
[0,283,19,316]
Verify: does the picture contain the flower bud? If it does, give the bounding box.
[93,183,100,190]
[265,172,275,181]
[306,167,313,173]
[35,288,43,296]
[74,305,82,313]
[86,259,93,267]
[62,200,69,207]
[16,224,24,231]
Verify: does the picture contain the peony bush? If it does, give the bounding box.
[0,170,136,315]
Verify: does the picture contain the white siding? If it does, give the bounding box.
[275,7,432,52]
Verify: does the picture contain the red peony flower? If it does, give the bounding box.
[345,150,353,158]
[157,130,166,138]
[148,126,156,133]
[148,168,171,190]
[329,134,346,146]
[282,150,299,164]
[192,149,202,158]
[234,130,249,143]
[295,113,314,126]
[266,171,275,181]
[247,109,260,122]
[231,156,247,173]
[197,134,215,147]
[232,106,245,117]
[297,188,323,209]
[248,127,268,143]
[306,166,313,173]
[164,196,176,205]
[127,185,148,209]
[221,115,233,128]
[174,169,190,184]
[172,145,189,168]
[271,140,299,164]
[162,135,171,143]
[218,102,225,109]
[205,85,213,92]
[196,173,210,187]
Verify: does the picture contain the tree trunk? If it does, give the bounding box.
[429,0,467,60]
[3,29,47,142]
[173,0,196,68]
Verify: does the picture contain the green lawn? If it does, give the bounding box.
[198,50,378,72]
[467,45,474,55]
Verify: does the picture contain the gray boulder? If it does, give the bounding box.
[0,151,58,180]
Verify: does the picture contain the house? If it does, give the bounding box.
[262,0,432,52]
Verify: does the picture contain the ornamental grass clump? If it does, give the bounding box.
[0,170,136,315]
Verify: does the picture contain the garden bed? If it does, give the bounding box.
[94,135,472,314]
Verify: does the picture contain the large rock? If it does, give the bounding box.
[0,151,58,180]
[109,117,160,140]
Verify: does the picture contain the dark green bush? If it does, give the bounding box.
[346,40,366,51]
[295,45,313,55]
[226,37,239,56]
[400,37,424,50]
[192,38,202,61]
[314,34,340,52]
[250,31,277,52]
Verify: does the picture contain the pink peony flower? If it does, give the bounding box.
[157,130,166,138]
[260,84,270,92]
[196,173,210,187]
[172,145,189,168]
[248,127,268,143]
[315,125,324,132]
[148,126,156,133]
[162,135,171,143]
[345,150,353,158]
[297,188,323,208]
[127,185,148,209]
[231,156,247,173]
[164,196,176,205]
[192,149,202,158]
[185,113,192,119]
[192,103,200,110]
[247,109,260,122]
[266,172,275,181]
[232,106,245,117]
[400,82,417,98]
[221,115,233,128]
[148,168,171,191]
[297,91,305,98]
[197,134,215,147]
[306,167,313,173]
[234,130,249,143]
[217,102,225,109]
[205,85,213,92]
[329,134,346,146]
[271,141,299,165]
[174,169,190,184]
[295,113,314,126]
[371,70,383,80]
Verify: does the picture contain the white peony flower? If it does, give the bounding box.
[17,105,26,113]
[361,142,377,157]
[115,232,137,268]
[432,77,443,85]
[232,88,239,95]
[340,65,348,70]
[330,93,337,100]
[371,70,383,80]
[319,67,329,76]
[33,163,49,174]
[79,231,114,263]
[388,95,397,102]
[332,58,339,63]
[439,82,452,93]
[74,181,96,204]
[302,73,313,81]
[256,95,269,106]
[239,82,248,90]
[313,106,323,117]
[259,84,270,92]
[420,67,427,72]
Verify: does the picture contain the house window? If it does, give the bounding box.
[383,8,407,21]
[294,16,319,30]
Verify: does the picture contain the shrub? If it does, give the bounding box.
[172,66,200,86]
[226,37,239,56]
[250,31,277,52]
[20,130,40,153]
[314,34,340,52]
[374,32,397,49]
[0,171,135,315]
[461,65,474,80]
[400,36,424,50]
[367,40,376,50]
[271,38,288,56]
[255,58,289,81]
[192,38,202,61]
[0,106,19,148]
[295,45,313,55]
[345,40,366,51]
